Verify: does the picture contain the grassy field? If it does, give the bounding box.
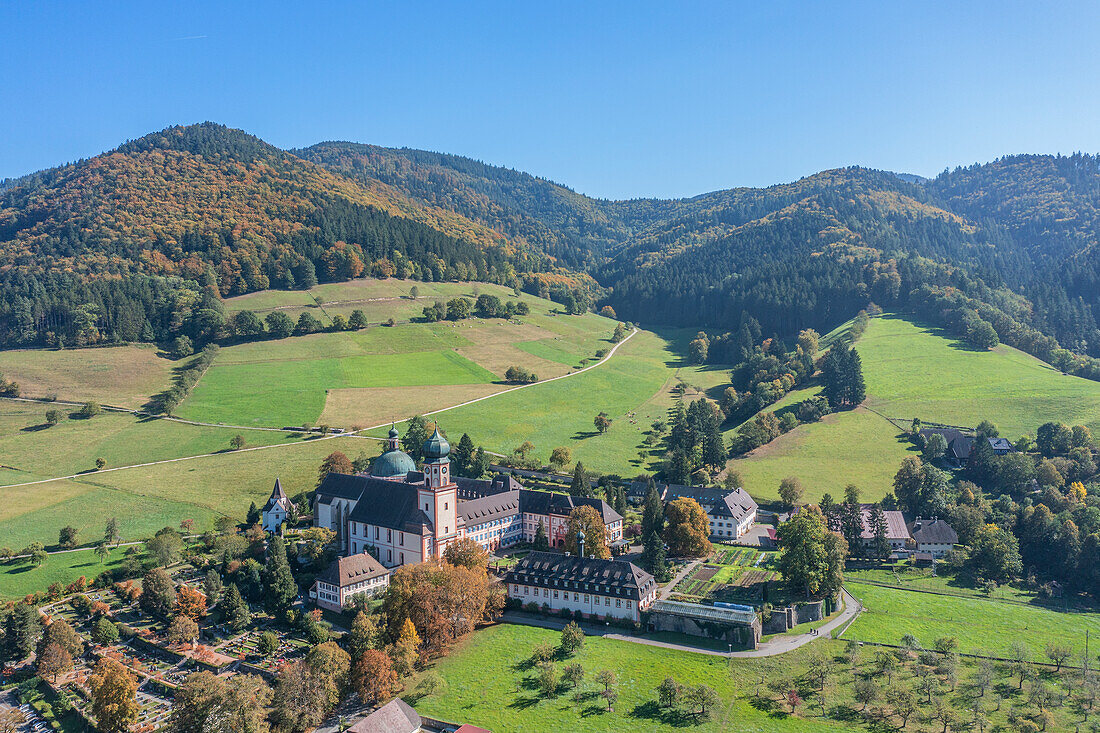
[0,546,127,600]
[0,344,173,408]
[729,404,917,503]
[183,280,625,427]
[412,623,845,733]
[843,580,1100,660]
[0,401,305,485]
[860,314,1100,437]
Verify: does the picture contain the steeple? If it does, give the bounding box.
[387,423,399,451]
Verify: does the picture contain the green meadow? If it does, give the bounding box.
[0,546,128,601]
[412,623,846,733]
[843,580,1100,660]
[859,314,1100,437]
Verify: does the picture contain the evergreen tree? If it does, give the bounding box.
[264,536,297,614]
[246,502,260,526]
[222,584,251,632]
[401,416,429,462]
[870,503,890,559]
[452,433,476,477]
[641,530,670,582]
[470,447,489,478]
[822,343,866,409]
[533,521,550,551]
[641,481,666,540]
[570,463,592,497]
[3,603,42,661]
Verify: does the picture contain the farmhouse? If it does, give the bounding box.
[504,547,658,624]
[261,479,294,533]
[908,517,959,558]
[919,428,1015,464]
[310,551,390,612]
[628,482,758,539]
[859,506,911,551]
[313,426,622,571]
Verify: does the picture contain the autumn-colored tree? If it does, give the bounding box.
[169,670,271,733]
[317,451,353,487]
[168,615,199,647]
[306,641,352,710]
[174,585,207,621]
[381,561,499,656]
[90,658,139,733]
[354,650,398,705]
[442,537,489,570]
[36,642,72,682]
[663,498,712,557]
[38,618,84,659]
[562,505,611,559]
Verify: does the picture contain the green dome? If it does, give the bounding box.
[422,428,450,461]
[371,448,416,478]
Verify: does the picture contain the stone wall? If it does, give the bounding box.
[761,599,826,634]
[648,612,761,650]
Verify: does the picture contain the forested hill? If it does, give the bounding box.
[2,124,1099,369]
[292,141,637,268]
[0,124,565,348]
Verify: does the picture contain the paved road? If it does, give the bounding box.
[502,586,863,660]
[0,328,639,490]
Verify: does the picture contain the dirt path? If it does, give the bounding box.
[0,329,639,490]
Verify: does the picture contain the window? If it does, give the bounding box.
[605,598,610,606]
[387,549,392,562]
[626,601,632,608]
[399,552,404,564]
[374,527,379,539]
[616,599,622,607]
[584,595,589,603]
[553,591,559,599]
[445,502,448,510]
[352,542,357,553]
[387,529,392,542]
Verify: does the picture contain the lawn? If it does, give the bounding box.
[859,314,1100,437]
[0,546,127,600]
[0,401,305,485]
[412,623,847,733]
[0,343,174,408]
[729,405,917,503]
[843,580,1100,660]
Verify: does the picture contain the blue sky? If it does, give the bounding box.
[2,1,1098,199]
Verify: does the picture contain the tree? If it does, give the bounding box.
[203,569,223,605]
[563,505,610,559]
[923,432,948,462]
[595,669,616,692]
[663,498,711,557]
[853,678,878,710]
[869,503,891,559]
[95,457,106,470]
[549,446,572,471]
[442,537,488,570]
[1037,421,1073,456]
[168,615,199,647]
[563,662,585,689]
[175,585,207,621]
[1045,642,1071,671]
[885,685,916,728]
[230,434,246,450]
[560,621,585,655]
[966,523,1022,582]
[146,526,183,566]
[657,676,680,708]
[250,629,276,656]
[612,323,627,342]
[169,671,271,733]
[264,535,297,615]
[776,509,830,597]
[642,528,670,582]
[140,568,177,619]
[0,709,26,733]
[36,641,72,682]
[58,525,78,550]
[401,415,430,460]
[45,408,61,426]
[90,658,139,733]
[348,611,380,659]
[39,618,84,660]
[92,616,119,646]
[354,649,398,705]
[569,462,591,497]
[306,641,352,712]
[105,516,121,546]
[533,520,550,551]
[446,297,473,320]
[601,686,619,712]
[821,342,866,409]
[317,451,353,487]
[537,662,559,698]
[685,684,719,719]
[3,603,42,660]
[265,311,294,338]
[594,412,612,433]
[222,584,251,632]
[778,477,803,509]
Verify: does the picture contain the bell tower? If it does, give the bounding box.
[417,427,458,557]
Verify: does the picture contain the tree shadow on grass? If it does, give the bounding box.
[827,703,861,722]
[508,695,541,710]
[629,700,696,728]
[571,430,600,440]
[580,704,608,717]
[20,423,52,432]
[747,694,790,719]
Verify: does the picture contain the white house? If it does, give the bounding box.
[261,479,294,534]
[310,552,391,612]
[908,518,959,558]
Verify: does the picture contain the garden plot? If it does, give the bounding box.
[218,628,309,669]
[669,546,774,604]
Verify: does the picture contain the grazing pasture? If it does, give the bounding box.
[0,344,173,408]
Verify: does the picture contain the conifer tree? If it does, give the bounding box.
[570,462,592,497]
[222,584,251,632]
[533,521,550,551]
[870,503,890,559]
[264,536,297,614]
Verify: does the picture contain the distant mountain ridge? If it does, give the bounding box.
[1,123,1098,369]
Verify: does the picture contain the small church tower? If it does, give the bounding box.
[417,428,458,557]
[262,478,294,534]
